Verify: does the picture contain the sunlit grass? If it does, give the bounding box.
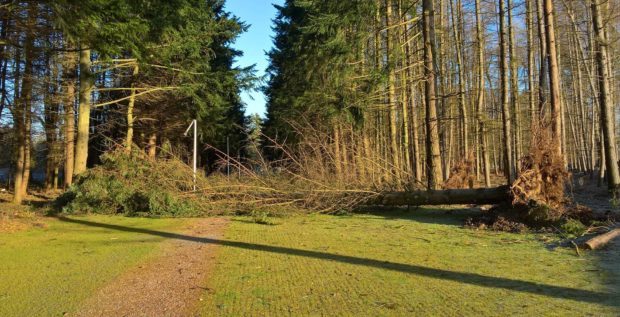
[201,209,619,316]
[0,215,186,316]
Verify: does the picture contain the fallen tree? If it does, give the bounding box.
[377,186,510,206]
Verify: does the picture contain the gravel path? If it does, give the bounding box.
[74,217,228,317]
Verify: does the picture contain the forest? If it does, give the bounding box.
[0,0,619,316]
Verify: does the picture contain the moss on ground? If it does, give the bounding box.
[201,209,619,316]
[0,215,186,316]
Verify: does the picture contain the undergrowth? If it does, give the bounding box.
[57,150,202,217]
[56,148,374,217]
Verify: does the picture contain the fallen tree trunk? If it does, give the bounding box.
[377,186,510,206]
[584,228,620,250]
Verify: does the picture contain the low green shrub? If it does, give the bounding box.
[560,219,587,238]
[56,150,201,217]
[250,211,276,225]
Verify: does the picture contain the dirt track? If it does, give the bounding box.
[74,217,228,317]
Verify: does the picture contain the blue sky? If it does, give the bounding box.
[225,0,284,117]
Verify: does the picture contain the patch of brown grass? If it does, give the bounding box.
[444,152,476,189]
[0,207,46,233]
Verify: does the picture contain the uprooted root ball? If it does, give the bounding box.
[511,124,571,222]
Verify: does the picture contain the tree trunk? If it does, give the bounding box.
[536,0,548,114]
[584,228,620,250]
[590,0,620,193]
[422,0,443,190]
[12,48,24,203]
[125,64,139,153]
[385,0,401,185]
[64,49,77,188]
[543,0,563,155]
[20,89,32,197]
[404,15,422,184]
[475,0,491,187]
[147,132,157,159]
[499,0,515,184]
[13,4,36,203]
[507,0,521,170]
[526,0,536,127]
[74,48,92,175]
[44,54,60,191]
[378,186,510,206]
[450,0,468,157]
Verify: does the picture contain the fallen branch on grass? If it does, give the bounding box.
[584,228,620,250]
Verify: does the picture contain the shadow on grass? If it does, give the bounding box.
[57,216,618,307]
[354,206,478,226]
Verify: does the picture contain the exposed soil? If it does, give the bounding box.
[73,217,229,317]
[466,175,618,233]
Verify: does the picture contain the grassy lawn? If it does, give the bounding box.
[0,215,186,316]
[201,209,620,316]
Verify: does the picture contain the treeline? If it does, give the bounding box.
[0,0,252,203]
[264,0,619,192]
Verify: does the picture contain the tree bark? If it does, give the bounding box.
[475,0,491,187]
[385,0,401,185]
[590,0,620,193]
[422,0,443,190]
[543,0,563,155]
[74,48,92,175]
[526,0,536,127]
[508,0,521,169]
[147,132,157,159]
[12,47,24,203]
[125,64,139,153]
[536,0,548,114]
[13,3,36,203]
[584,228,620,250]
[64,48,77,187]
[499,0,515,184]
[378,186,510,206]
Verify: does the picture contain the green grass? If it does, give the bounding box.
[201,209,620,316]
[0,215,186,316]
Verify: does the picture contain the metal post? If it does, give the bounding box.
[193,119,197,191]
[184,119,197,191]
[226,136,230,178]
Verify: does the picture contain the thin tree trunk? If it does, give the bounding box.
[526,0,536,127]
[543,0,563,155]
[499,0,515,184]
[14,4,36,202]
[125,64,139,153]
[64,49,77,187]
[536,0,548,114]
[475,0,491,187]
[20,87,32,197]
[147,132,157,159]
[507,0,521,169]
[12,48,24,203]
[450,0,468,157]
[405,16,422,184]
[385,0,401,185]
[423,0,443,190]
[590,0,620,193]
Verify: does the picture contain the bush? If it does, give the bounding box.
[57,150,202,217]
[560,219,587,238]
